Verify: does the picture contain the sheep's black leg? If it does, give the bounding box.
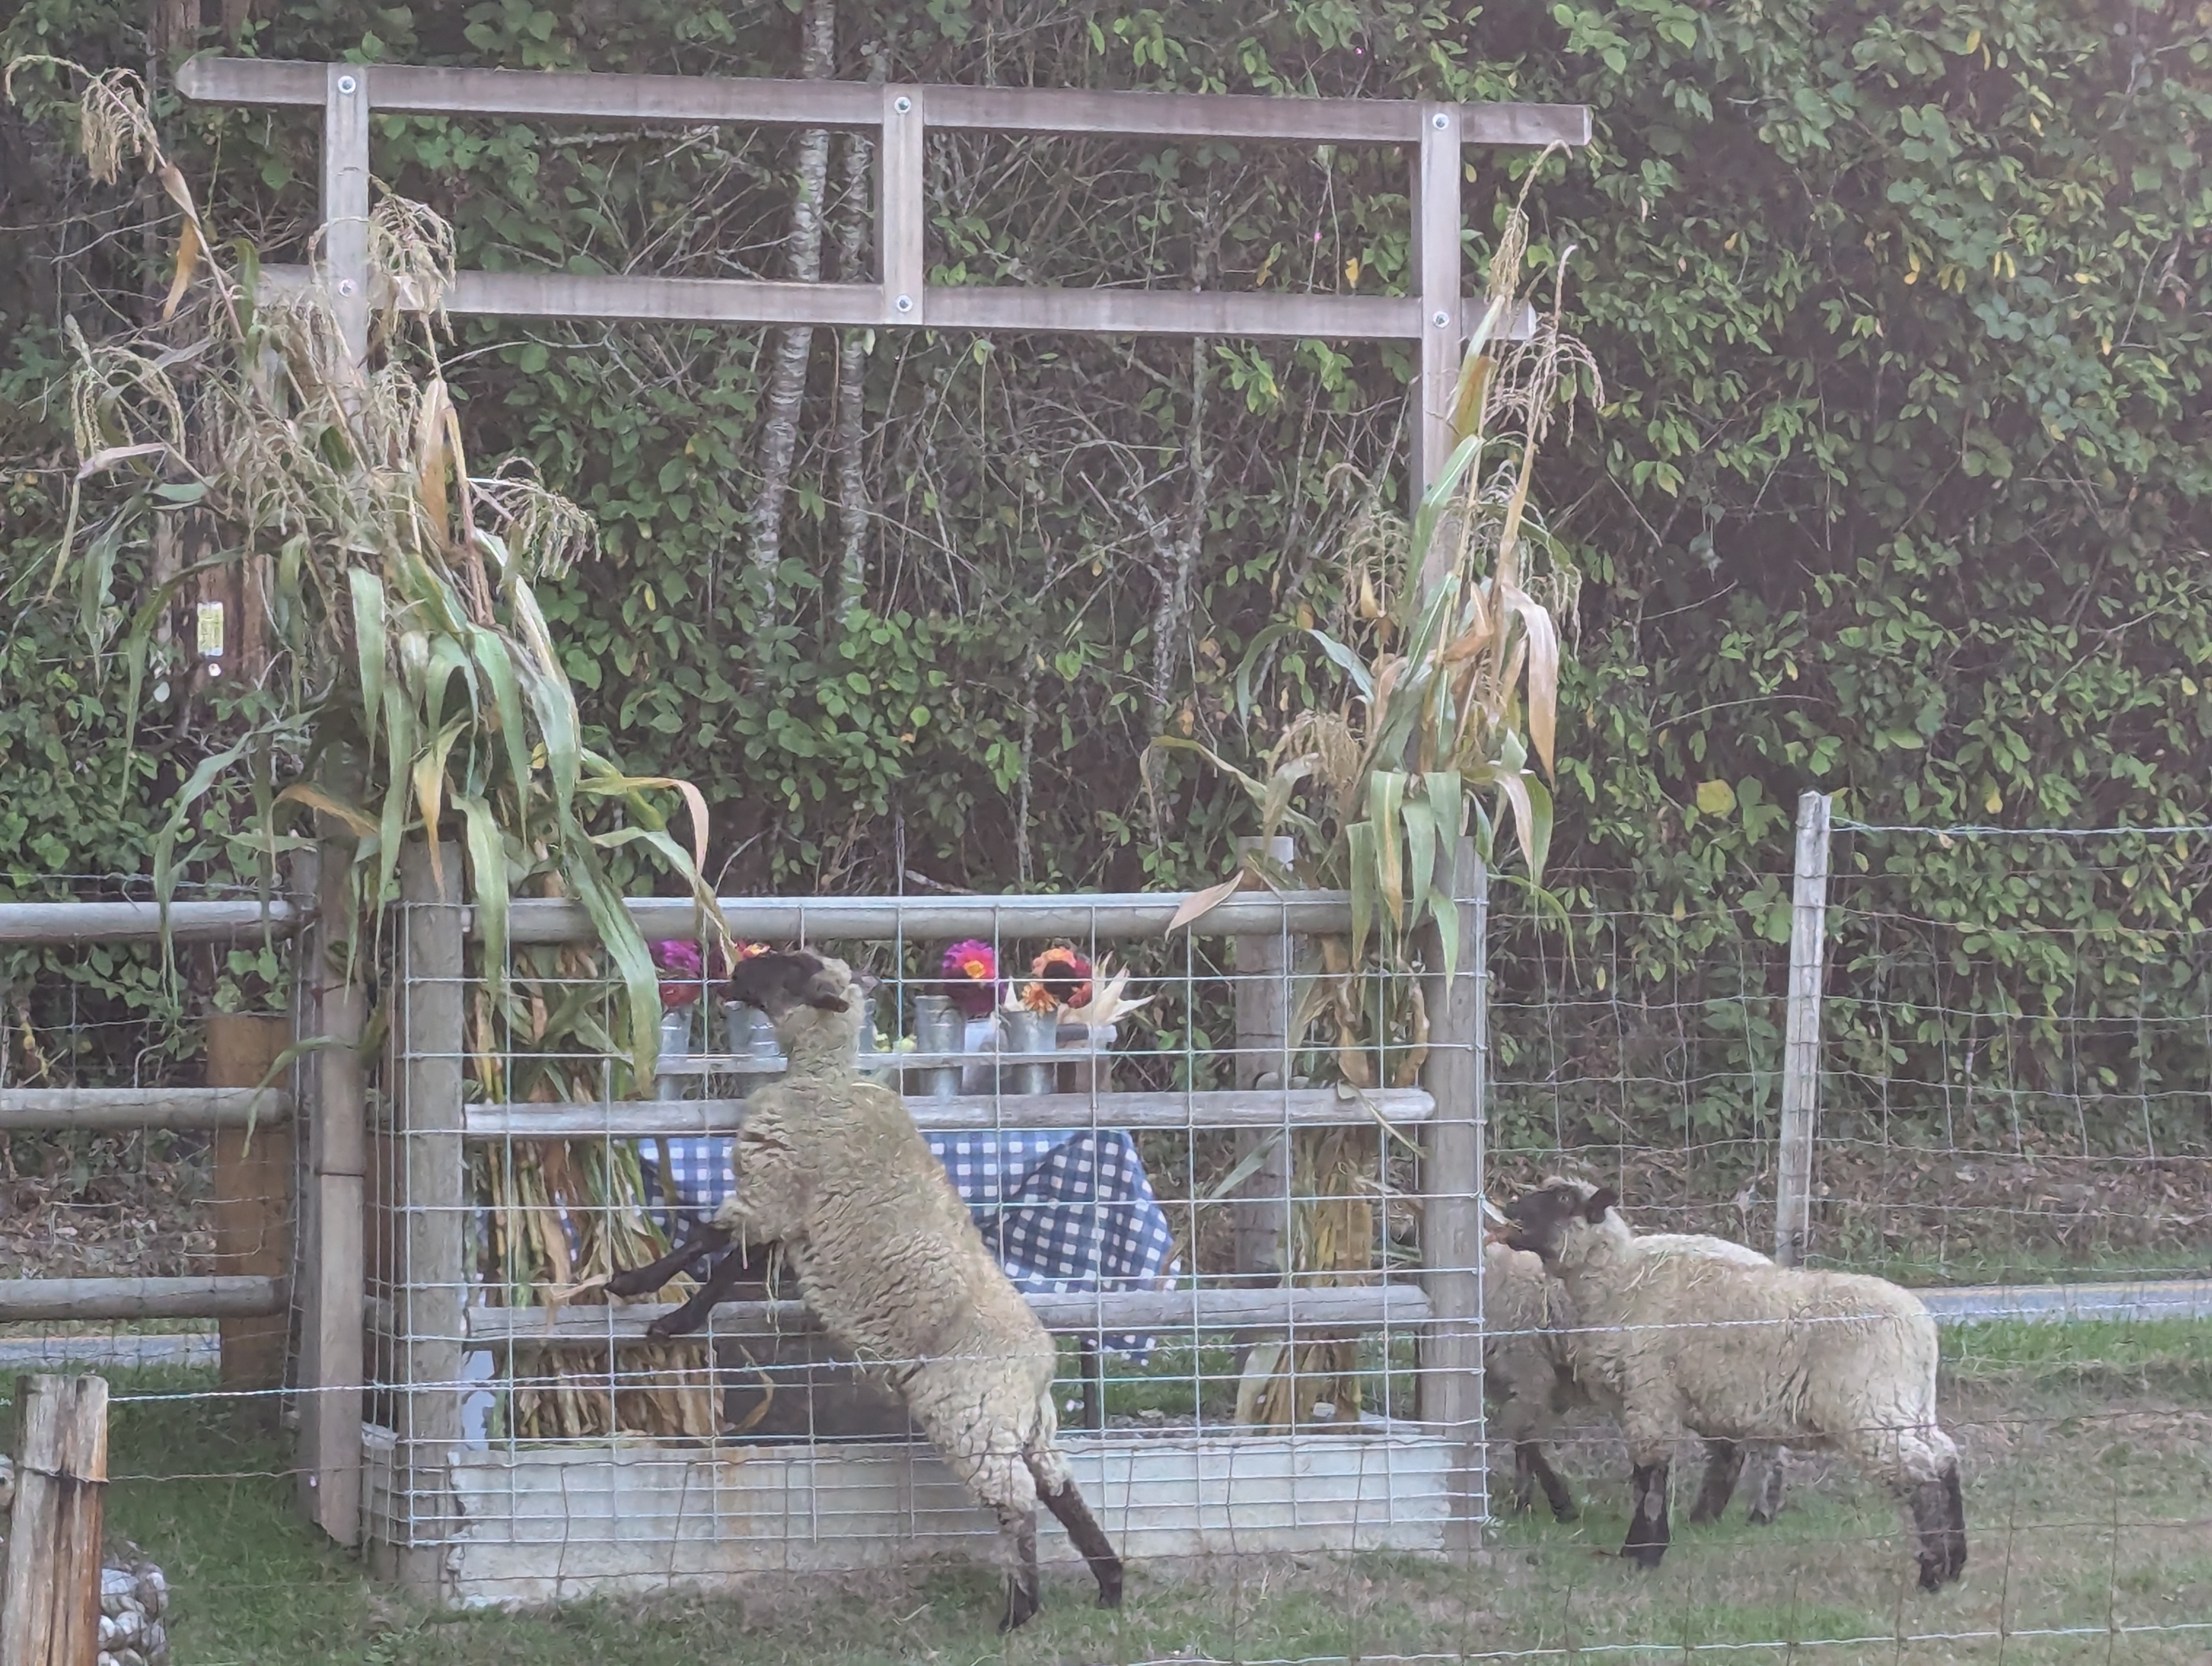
[1688,1438,1743,1524]
[1039,1477,1124,1609]
[607,1222,731,1299]
[1623,1461,1670,1570]
[1746,1447,1787,1526]
[1940,1462,1968,1582]
[1079,1338,1107,1431]
[644,1242,750,1339]
[1514,1441,1578,1522]
[996,1506,1041,1632]
[1904,1477,1952,1592]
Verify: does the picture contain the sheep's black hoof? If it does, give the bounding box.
[1550,1500,1580,1524]
[1623,1542,1667,1572]
[1096,1582,1123,1611]
[606,1266,660,1299]
[1746,1505,1778,1527]
[645,1312,700,1341]
[1917,1558,1947,1593]
[999,1586,1040,1632]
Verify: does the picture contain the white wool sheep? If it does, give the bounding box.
[608,949,1123,1631]
[1484,1232,1790,1525]
[1503,1177,1966,1591]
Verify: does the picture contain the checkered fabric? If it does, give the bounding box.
[641,1129,1178,1359]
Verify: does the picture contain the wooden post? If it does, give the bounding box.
[295,844,366,1543]
[323,63,370,369]
[208,1012,295,1407]
[0,1374,108,1666]
[878,85,925,324]
[378,842,464,1595]
[1418,838,1486,1546]
[1774,792,1832,1267]
[1411,101,1462,588]
[1230,836,1297,1282]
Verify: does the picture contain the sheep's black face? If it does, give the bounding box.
[729,950,854,1019]
[1502,1180,1618,1261]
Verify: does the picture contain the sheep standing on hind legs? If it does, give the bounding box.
[1502,1178,1966,1593]
[606,949,1124,1631]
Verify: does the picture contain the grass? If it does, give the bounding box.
[28,1321,2211,1666]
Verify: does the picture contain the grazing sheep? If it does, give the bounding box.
[607,949,1124,1631]
[1485,1231,1791,1526]
[1503,1177,1966,1591]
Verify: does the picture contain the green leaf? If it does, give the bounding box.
[1402,796,1436,935]
[1695,779,1737,815]
[456,792,508,1000]
[1346,819,1377,968]
[1307,630,1375,700]
[1370,771,1406,928]
[349,568,387,752]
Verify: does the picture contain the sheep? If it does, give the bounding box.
[1502,1177,1966,1591]
[607,948,1123,1632]
[1484,1230,1792,1526]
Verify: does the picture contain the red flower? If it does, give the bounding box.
[941,939,999,1020]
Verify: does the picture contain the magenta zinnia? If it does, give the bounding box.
[940,939,999,1019]
[652,939,705,1011]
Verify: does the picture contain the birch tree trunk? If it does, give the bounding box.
[747,0,836,586]
[832,123,873,621]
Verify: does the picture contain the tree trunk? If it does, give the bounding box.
[1146,214,1217,739]
[1147,332,1213,736]
[747,0,837,586]
[832,124,873,622]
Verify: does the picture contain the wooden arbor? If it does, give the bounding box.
[167,58,1583,1584]
[176,56,1587,546]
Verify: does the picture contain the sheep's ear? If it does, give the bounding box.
[803,967,852,1013]
[1584,1187,1618,1223]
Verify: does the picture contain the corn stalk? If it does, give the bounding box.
[9,59,723,1085]
[15,60,732,1438]
[1169,169,1593,1424]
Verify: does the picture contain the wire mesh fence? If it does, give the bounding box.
[3,825,2210,1661]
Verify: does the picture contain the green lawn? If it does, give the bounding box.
[40,1321,2212,1665]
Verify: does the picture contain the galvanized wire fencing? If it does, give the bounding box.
[7,828,2211,1661]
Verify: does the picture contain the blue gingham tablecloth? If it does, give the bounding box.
[641,1129,1179,1360]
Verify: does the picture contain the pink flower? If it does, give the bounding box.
[653,939,704,1010]
[940,939,999,1020]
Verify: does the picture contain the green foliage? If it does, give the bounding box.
[0,0,2203,1148]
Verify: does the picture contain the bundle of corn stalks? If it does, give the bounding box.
[7,57,723,1081]
[1167,164,1593,1427]
[11,60,732,1440]
[468,932,721,1439]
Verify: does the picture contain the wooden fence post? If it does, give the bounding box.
[1418,838,1487,1548]
[378,841,465,1595]
[1774,792,1832,1268]
[1230,836,1297,1282]
[295,844,366,1543]
[0,1374,108,1666]
[209,1013,295,1410]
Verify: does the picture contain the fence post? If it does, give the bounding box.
[1418,838,1487,1548]
[209,1011,295,1411]
[0,1374,108,1666]
[296,844,366,1543]
[1774,791,1833,1267]
[380,841,464,1595]
[1230,835,1297,1281]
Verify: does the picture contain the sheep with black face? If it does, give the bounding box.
[1484,1225,1792,1527]
[1503,1177,1965,1592]
[607,948,1123,1631]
